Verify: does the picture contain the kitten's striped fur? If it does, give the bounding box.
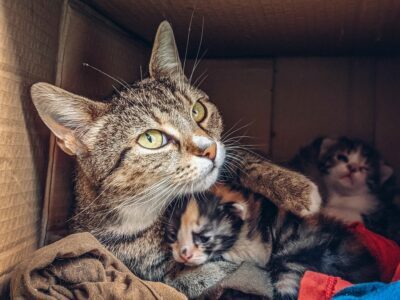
[31,21,322,298]
[168,184,379,299]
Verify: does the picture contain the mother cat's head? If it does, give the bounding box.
[30,21,224,232]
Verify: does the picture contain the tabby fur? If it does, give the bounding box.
[30,21,321,298]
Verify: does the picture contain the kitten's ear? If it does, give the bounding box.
[319,138,337,158]
[31,82,108,156]
[231,203,247,220]
[149,21,187,83]
[218,202,246,220]
[380,162,394,185]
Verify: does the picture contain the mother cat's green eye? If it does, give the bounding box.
[138,130,167,149]
[192,101,206,123]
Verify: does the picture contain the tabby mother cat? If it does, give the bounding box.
[30,21,321,298]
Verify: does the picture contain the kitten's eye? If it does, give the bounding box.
[199,235,210,243]
[337,154,348,163]
[166,231,177,242]
[137,130,168,149]
[192,101,207,123]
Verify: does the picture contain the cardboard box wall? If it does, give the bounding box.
[0,0,62,294]
[1,0,399,296]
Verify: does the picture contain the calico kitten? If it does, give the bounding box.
[165,195,244,266]
[166,184,380,300]
[30,21,322,298]
[290,137,393,225]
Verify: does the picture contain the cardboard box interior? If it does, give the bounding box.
[1,0,399,295]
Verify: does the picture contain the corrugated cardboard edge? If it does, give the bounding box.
[39,0,150,246]
[0,273,10,299]
[39,0,70,248]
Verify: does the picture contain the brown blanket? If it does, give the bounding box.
[10,232,186,300]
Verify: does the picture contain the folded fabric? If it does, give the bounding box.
[347,222,400,282]
[10,232,186,300]
[298,223,400,300]
[298,271,353,300]
[393,264,400,282]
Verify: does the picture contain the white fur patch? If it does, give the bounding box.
[275,272,300,297]
[190,142,225,192]
[323,193,379,223]
[192,136,213,149]
[105,199,167,235]
[299,182,322,217]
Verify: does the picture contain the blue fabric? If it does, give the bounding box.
[333,281,400,300]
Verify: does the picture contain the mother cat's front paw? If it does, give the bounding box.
[297,181,322,217]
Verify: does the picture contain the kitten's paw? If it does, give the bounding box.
[299,182,321,217]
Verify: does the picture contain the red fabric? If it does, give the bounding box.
[348,222,400,282]
[393,264,400,282]
[298,271,352,300]
[298,223,400,300]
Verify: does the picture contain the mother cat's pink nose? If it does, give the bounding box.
[202,143,217,161]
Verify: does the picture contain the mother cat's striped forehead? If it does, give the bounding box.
[109,76,223,143]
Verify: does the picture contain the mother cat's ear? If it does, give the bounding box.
[30,82,109,156]
[149,21,188,84]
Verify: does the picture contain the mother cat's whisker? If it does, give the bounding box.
[225,144,267,155]
[119,179,173,208]
[167,194,185,224]
[189,16,205,83]
[67,179,115,223]
[189,48,208,85]
[225,152,246,166]
[193,72,208,89]
[182,9,195,83]
[222,121,254,141]
[145,183,181,214]
[223,134,261,145]
[147,182,192,220]
[227,145,267,162]
[222,118,246,138]
[82,62,130,90]
[223,136,254,144]
[111,174,174,205]
[101,177,174,219]
[220,161,237,179]
[134,178,193,212]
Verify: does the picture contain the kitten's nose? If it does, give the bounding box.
[202,143,217,161]
[347,163,358,173]
[180,246,193,261]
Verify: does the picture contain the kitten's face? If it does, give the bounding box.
[320,138,391,196]
[324,149,370,193]
[165,196,243,266]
